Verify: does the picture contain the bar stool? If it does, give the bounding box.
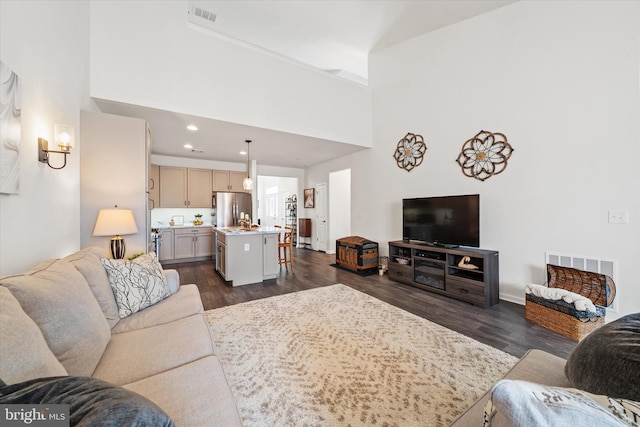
[276,226,294,272]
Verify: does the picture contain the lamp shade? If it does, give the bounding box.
[54,124,74,150]
[243,176,254,191]
[93,209,139,237]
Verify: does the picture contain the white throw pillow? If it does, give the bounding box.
[483,379,640,427]
[101,253,170,319]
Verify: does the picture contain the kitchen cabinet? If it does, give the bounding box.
[159,166,187,208]
[174,227,213,259]
[149,164,160,209]
[158,228,174,261]
[263,234,278,279]
[188,168,213,207]
[216,233,227,279]
[159,167,212,208]
[213,170,250,193]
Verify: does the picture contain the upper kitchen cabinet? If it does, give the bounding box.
[188,168,213,207]
[213,170,250,193]
[80,111,150,255]
[159,166,187,208]
[149,164,160,209]
[159,167,212,208]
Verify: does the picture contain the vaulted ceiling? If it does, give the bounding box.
[99,1,516,168]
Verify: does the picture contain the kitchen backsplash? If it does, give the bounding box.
[151,208,215,226]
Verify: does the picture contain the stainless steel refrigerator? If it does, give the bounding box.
[212,192,252,227]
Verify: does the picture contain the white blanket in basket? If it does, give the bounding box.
[525,284,597,313]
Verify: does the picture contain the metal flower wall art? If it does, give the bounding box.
[456,130,513,181]
[393,132,426,172]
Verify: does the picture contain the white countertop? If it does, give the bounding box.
[213,226,282,236]
[153,223,213,230]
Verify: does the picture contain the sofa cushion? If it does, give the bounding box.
[0,258,111,377]
[0,376,174,426]
[565,312,640,401]
[92,314,215,385]
[0,286,67,384]
[450,349,571,427]
[111,284,204,334]
[65,247,120,328]
[483,380,639,427]
[124,356,242,427]
[101,253,170,319]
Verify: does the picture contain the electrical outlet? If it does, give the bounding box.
[244,243,250,251]
[608,211,629,224]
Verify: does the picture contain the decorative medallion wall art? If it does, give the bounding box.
[456,130,513,181]
[393,132,426,172]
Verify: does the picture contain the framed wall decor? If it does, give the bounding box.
[304,188,315,208]
[1,61,22,194]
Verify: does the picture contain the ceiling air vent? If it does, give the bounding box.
[187,2,217,31]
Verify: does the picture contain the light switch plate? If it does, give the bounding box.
[244,243,250,251]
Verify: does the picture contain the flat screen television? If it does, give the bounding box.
[402,194,480,248]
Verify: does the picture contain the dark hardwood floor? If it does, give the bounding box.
[165,248,577,359]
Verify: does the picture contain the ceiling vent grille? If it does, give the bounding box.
[187,2,217,31]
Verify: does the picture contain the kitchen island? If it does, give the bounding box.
[214,227,281,286]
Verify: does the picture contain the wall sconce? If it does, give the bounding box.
[38,124,74,169]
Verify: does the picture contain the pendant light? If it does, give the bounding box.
[243,139,254,191]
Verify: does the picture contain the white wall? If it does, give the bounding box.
[89,0,371,147]
[309,0,640,319]
[0,1,93,276]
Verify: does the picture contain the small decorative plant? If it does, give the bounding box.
[194,213,203,225]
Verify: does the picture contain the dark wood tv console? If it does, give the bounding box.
[388,240,499,308]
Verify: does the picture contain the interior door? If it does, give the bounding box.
[315,183,327,251]
[264,192,278,227]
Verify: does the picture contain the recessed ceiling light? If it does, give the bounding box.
[186,125,198,131]
[184,144,193,149]
[240,150,247,155]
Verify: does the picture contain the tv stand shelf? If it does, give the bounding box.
[388,240,499,308]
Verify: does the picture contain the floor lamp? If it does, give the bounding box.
[93,208,139,259]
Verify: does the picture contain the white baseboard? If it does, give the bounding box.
[500,294,525,306]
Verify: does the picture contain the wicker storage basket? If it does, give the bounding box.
[525,264,616,342]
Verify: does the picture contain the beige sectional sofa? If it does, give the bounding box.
[451,312,640,426]
[0,247,241,426]
[449,349,571,426]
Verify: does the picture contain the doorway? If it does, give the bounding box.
[257,176,298,228]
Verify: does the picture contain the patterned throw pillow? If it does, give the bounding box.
[101,253,170,319]
[483,379,640,427]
